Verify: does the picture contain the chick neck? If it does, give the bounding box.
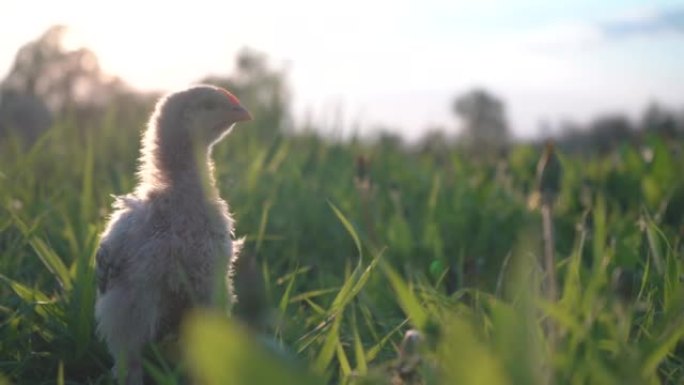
[137,120,219,202]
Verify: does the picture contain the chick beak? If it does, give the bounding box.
[230,104,253,123]
[219,88,252,122]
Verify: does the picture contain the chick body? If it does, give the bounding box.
[95,85,251,384]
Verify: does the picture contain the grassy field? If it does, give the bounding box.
[1,113,683,385]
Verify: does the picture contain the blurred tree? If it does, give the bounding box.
[1,25,126,114]
[200,48,290,142]
[587,114,633,154]
[373,129,404,152]
[556,115,634,155]
[641,103,680,140]
[0,25,157,144]
[0,89,52,143]
[416,127,451,156]
[452,89,510,157]
[555,120,587,154]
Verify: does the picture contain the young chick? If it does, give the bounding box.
[95,85,251,385]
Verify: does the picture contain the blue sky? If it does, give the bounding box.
[1,0,683,139]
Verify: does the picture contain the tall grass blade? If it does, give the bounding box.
[351,308,367,375]
[380,261,427,330]
[30,237,73,291]
[329,202,363,260]
[314,315,341,374]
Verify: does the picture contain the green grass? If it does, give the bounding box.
[0,114,683,385]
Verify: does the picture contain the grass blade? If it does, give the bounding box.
[314,315,341,374]
[329,202,363,260]
[30,237,72,292]
[380,261,427,329]
[352,308,367,375]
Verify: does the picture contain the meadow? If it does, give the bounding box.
[0,109,683,385]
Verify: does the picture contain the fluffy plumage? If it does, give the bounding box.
[95,85,251,385]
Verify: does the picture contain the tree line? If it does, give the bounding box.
[2,25,683,154]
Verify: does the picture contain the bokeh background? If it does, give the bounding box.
[3,0,684,141]
[1,1,683,385]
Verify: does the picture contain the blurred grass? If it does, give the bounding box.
[0,112,683,384]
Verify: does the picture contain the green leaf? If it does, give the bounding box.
[592,194,606,267]
[329,202,363,260]
[30,237,72,292]
[289,287,340,303]
[330,252,381,314]
[57,361,64,385]
[380,261,427,330]
[279,265,299,313]
[365,320,408,362]
[641,318,684,376]
[0,274,51,304]
[352,309,367,375]
[336,337,352,377]
[256,199,273,254]
[80,129,95,227]
[438,316,510,385]
[314,315,341,374]
[183,311,322,385]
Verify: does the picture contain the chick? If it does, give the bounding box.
[95,85,251,385]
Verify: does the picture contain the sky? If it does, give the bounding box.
[1,0,684,140]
